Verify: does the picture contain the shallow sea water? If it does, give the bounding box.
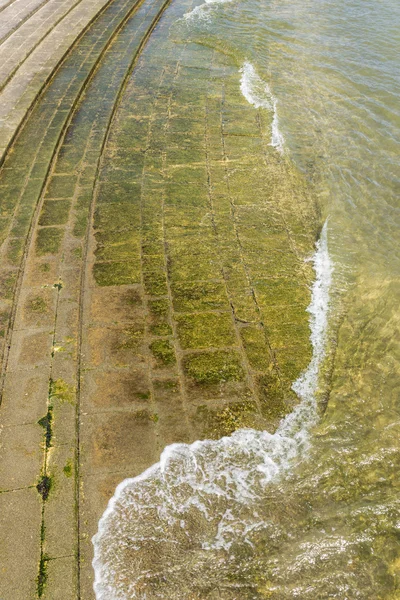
[93,0,400,597]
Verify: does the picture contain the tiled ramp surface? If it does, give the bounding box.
[0,0,319,597]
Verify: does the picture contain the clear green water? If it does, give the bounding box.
[93,0,400,597]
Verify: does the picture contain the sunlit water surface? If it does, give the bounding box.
[93,0,400,597]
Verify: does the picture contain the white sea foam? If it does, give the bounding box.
[183,0,232,22]
[92,223,332,599]
[240,61,284,153]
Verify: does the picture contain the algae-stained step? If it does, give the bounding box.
[77,6,319,597]
[86,45,319,443]
[0,0,319,597]
[0,0,145,368]
[0,0,172,596]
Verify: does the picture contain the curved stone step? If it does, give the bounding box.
[0,0,50,44]
[0,0,84,91]
[0,0,13,12]
[0,0,173,596]
[0,0,113,163]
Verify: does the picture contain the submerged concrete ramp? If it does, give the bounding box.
[0,0,319,597]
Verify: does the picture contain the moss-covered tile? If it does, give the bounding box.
[168,250,219,282]
[148,298,169,316]
[143,267,168,296]
[176,312,236,349]
[183,350,244,384]
[196,400,259,438]
[7,237,25,264]
[166,145,205,165]
[93,203,140,232]
[0,217,10,245]
[150,339,176,366]
[167,165,207,186]
[257,371,287,419]
[254,278,310,308]
[165,184,208,209]
[95,239,141,262]
[45,174,76,198]
[93,261,141,286]
[36,228,63,255]
[0,269,18,300]
[39,200,71,226]
[171,280,227,312]
[114,325,144,351]
[97,181,142,204]
[240,325,271,371]
[150,322,172,336]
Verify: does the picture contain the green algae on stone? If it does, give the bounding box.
[150,322,172,336]
[6,237,25,264]
[257,372,288,419]
[184,350,244,384]
[28,296,47,313]
[143,268,168,296]
[275,347,310,383]
[49,378,75,404]
[254,277,310,308]
[116,325,144,350]
[176,312,236,349]
[96,239,141,262]
[171,280,227,312]
[93,261,140,286]
[149,298,169,316]
[197,400,258,438]
[63,460,73,478]
[40,263,51,273]
[36,553,49,598]
[45,174,76,199]
[240,326,271,371]
[150,339,176,366]
[39,200,70,226]
[36,227,63,255]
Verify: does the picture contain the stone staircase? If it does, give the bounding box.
[0,0,113,161]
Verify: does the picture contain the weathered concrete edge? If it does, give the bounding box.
[0,0,116,168]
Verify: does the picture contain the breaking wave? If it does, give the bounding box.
[92,222,332,599]
[240,61,285,153]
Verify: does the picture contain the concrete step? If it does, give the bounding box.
[0,0,83,91]
[0,0,49,44]
[0,0,172,595]
[0,0,113,162]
